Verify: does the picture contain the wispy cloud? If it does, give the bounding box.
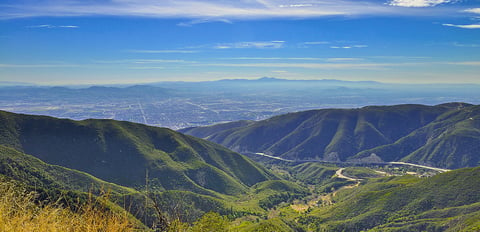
[221,57,364,62]
[127,66,165,70]
[446,61,480,66]
[27,24,79,28]
[464,8,480,14]
[302,41,330,45]
[94,59,193,64]
[389,0,454,7]
[0,63,79,68]
[298,41,330,48]
[443,23,480,29]
[214,41,285,49]
[279,4,314,8]
[452,42,480,47]
[198,62,395,70]
[1,0,458,20]
[220,57,322,61]
[195,60,480,69]
[127,50,198,54]
[132,59,192,64]
[327,58,364,62]
[330,45,368,49]
[177,18,232,27]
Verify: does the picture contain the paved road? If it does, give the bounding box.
[388,162,450,173]
[254,153,293,162]
[251,152,451,173]
[335,168,362,181]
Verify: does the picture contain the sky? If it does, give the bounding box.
[0,0,480,85]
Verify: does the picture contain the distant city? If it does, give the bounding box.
[1,78,480,129]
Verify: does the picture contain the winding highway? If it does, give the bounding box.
[252,152,450,173]
[335,168,362,181]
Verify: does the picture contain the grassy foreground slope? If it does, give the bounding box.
[0,110,274,196]
[181,103,480,168]
[0,144,171,228]
[0,178,141,232]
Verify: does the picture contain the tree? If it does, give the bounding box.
[191,212,229,232]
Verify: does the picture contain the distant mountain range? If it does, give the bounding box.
[180,102,480,169]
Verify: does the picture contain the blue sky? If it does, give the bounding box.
[1,0,480,85]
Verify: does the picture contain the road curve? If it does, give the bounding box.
[388,162,450,173]
[335,168,362,181]
[251,152,451,173]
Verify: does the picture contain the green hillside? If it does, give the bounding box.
[0,139,306,228]
[0,145,157,227]
[181,103,480,168]
[289,162,338,185]
[300,167,480,231]
[1,108,479,231]
[355,104,480,168]
[0,145,135,195]
[180,120,255,139]
[0,110,274,196]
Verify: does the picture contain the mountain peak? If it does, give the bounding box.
[257,77,284,81]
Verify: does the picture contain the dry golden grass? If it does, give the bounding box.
[0,181,139,232]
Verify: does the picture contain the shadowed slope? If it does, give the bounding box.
[0,110,274,196]
[182,103,477,168]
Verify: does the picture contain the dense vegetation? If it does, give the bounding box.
[181,103,480,169]
[0,110,274,196]
[301,167,480,231]
[0,111,307,229]
[0,177,141,232]
[0,109,479,231]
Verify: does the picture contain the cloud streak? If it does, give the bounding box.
[0,0,461,20]
[330,45,368,49]
[221,57,323,60]
[94,59,193,64]
[27,24,79,28]
[220,57,364,62]
[464,8,480,14]
[443,23,480,29]
[195,60,480,69]
[446,61,480,66]
[214,41,285,49]
[197,62,396,70]
[0,63,79,68]
[127,50,198,54]
[389,0,454,7]
[177,18,232,27]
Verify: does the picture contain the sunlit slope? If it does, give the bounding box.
[182,103,478,168]
[306,167,480,231]
[355,104,480,168]
[0,110,274,196]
